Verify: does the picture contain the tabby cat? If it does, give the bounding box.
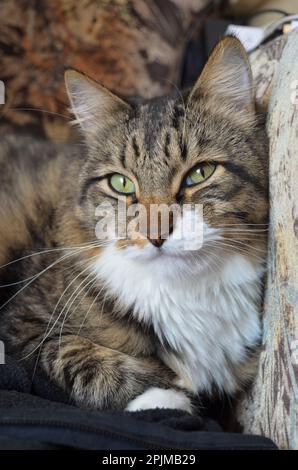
[0,37,268,412]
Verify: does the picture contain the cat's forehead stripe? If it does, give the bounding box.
[126,98,189,166]
[171,103,185,131]
[120,142,127,168]
[132,136,140,160]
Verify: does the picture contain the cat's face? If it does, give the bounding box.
[65,37,268,275]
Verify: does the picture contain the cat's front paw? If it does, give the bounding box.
[125,387,192,413]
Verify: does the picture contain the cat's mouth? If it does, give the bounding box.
[114,238,205,262]
[110,221,219,261]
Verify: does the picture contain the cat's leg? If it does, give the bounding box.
[40,335,192,412]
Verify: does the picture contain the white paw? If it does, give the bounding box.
[125,387,192,413]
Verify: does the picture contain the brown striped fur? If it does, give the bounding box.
[0,38,268,411]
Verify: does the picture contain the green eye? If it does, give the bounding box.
[109,173,135,194]
[185,163,216,187]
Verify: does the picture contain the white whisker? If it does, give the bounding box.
[0,247,93,312]
[0,241,101,271]
[22,259,98,361]
[58,269,99,349]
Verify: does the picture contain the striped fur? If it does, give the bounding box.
[0,37,268,412]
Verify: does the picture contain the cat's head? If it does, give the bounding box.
[65,37,268,277]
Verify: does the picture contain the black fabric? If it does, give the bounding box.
[0,356,277,450]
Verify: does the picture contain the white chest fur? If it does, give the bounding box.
[93,245,262,394]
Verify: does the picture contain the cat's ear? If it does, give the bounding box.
[190,36,254,113]
[65,70,130,134]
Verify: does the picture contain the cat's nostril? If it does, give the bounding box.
[148,238,165,248]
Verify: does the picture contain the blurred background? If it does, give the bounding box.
[0,0,297,142]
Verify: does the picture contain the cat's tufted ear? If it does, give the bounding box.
[190,36,254,114]
[65,70,130,134]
